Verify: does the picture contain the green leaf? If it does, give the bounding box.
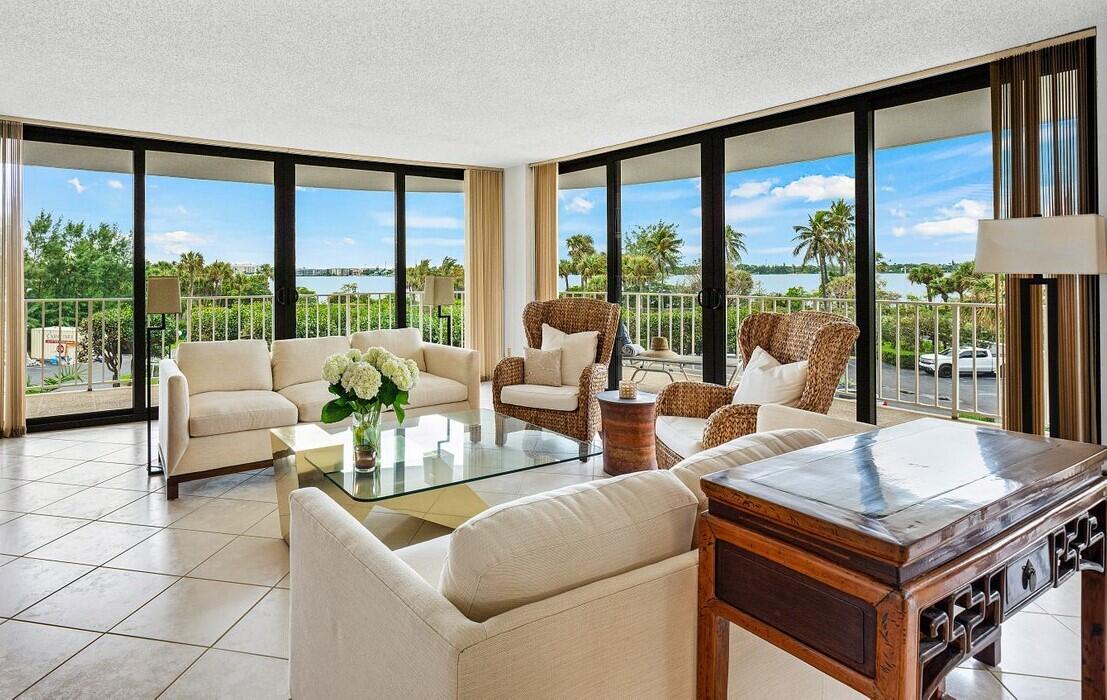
[394,403,405,425]
[321,399,353,423]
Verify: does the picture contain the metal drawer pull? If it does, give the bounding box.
[1021,560,1037,591]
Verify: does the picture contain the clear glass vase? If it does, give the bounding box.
[351,404,383,472]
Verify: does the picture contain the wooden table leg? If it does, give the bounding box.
[1083,568,1106,699]
[697,522,728,699]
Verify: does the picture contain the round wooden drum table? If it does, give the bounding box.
[596,390,657,476]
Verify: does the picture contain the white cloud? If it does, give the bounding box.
[107,179,124,190]
[891,226,907,238]
[912,199,991,237]
[565,195,594,214]
[880,185,896,192]
[149,230,207,256]
[690,206,702,218]
[729,180,773,198]
[889,206,907,218]
[66,177,87,194]
[771,174,855,202]
[342,237,356,246]
[725,197,781,222]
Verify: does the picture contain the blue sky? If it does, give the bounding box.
[558,131,993,267]
[23,167,464,270]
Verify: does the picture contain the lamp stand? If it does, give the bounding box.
[1018,275,1060,438]
[436,305,454,347]
[146,314,166,474]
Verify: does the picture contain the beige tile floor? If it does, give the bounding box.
[0,385,1088,699]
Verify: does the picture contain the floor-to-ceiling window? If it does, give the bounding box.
[22,141,134,419]
[556,165,608,300]
[874,88,997,425]
[405,175,465,346]
[294,165,396,337]
[723,114,857,397]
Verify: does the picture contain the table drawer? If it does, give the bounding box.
[1005,541,1051,611]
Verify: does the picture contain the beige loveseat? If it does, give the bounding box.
[289,405,872,699]
[159,328,480,498]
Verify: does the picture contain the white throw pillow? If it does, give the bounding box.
[541,323,599,386]
[732,346,808,406]
[670,428,827,509]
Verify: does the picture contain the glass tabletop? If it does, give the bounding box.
[301,409,601,502]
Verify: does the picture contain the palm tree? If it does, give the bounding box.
[435,256,464,289]
[622,255,656,292]
[792,211,835,296]
[558,259,573,290]
[178,251,205,297]
[826,199,855,274]
[565,234,596,286]
[581,252,606,288]
[206,261,234,295]
[407,258,433,292]
[906,263,944,302]
[723,224,747,268]
[257,263,274,290]
[633,221,683,286]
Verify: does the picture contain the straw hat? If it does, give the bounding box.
[649,336,670,352]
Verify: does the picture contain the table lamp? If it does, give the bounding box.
[422,275,457,346]
[146,276,182,473]
[975,214,1106,436]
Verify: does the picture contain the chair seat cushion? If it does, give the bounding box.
[189,390,298,438]
[499,384,579,412]
[440,470,698,621]
[655,415,708,459]
[670,429,827,508]
[405,373,468,409]
[278,380,332,423]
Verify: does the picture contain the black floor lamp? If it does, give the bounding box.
[146,276,181,474]
[975,214,1106,438]
[422,275,457,346]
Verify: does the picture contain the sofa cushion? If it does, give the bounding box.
[395,535,450,586]
[271,336,351,391]
[350,328,426,371]
[655,415,708,459]
[731,346,808,407]
[671,428,827,509]
[541,323,598,386]
[405,373,468,409]
[440,470,698,621]
[188,390,298,438]
[278,380,332,423]
[176,340,273,395]
[523,347,562,387]
[499,384,578,412]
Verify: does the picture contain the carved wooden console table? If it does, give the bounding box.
[696,419,1107,699]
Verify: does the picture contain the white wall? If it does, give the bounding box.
[502,164,533,358]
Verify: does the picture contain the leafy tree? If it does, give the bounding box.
[792,210,835,296]
[627,221,683,285]
[621,255,656,291]
[726,268,754,296]
[24,211,132,301]
[178,251,205,297]
[906,263,945,302]
[580,253,606,288]
[947,261,984,300]
[558,259,573,290]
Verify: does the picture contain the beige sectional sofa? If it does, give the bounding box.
[159,328,480,498]
[288,405,873,699]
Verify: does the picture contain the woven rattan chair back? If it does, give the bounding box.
[522,298,621,365]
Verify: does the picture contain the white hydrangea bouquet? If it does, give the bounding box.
[321,347,419,470]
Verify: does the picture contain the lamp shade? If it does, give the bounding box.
[147,276,182,314]
[975,214,1107,274]
[422,276,456,307]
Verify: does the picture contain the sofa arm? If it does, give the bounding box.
[423,343,482,410]
[755,404,873,439]
[702,403,760,448]
[158,358,190,476]
[289,489,485,699]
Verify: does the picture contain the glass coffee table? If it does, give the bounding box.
[270,409,602,542]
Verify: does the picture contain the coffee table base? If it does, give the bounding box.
[272,425,492,543]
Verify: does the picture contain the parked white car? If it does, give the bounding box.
[919,346,1001,377]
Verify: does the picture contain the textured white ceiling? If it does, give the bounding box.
[1,1,1103,168]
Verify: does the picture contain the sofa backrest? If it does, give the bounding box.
[350,327,426,371]
[175,339,273,395]
[439,470,698,622]
[271,336,352,391]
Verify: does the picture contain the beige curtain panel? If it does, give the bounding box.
[1,120,26,438]
[533,163,559,302]
[464,169,504,380]
[991,38,1097,441]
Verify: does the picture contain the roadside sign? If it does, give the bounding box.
[56,344,65,355]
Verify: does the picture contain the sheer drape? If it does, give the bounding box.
[0,120,26,437]
[532,163,559,302]
[464,169,504,379]
[991,38,1097,440]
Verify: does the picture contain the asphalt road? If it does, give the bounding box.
[851,358,999,417]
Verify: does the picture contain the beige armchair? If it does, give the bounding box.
[492,298,620,450]
[655,311,859,468]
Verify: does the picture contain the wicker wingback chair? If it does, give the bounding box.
[493,298,621,448]
[654,310,859,468]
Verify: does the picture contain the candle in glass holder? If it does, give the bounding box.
[618,379,638,400]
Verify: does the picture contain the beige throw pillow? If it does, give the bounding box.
[524,347,563,387]
[732,346,808,406]
[541,323,599,386]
